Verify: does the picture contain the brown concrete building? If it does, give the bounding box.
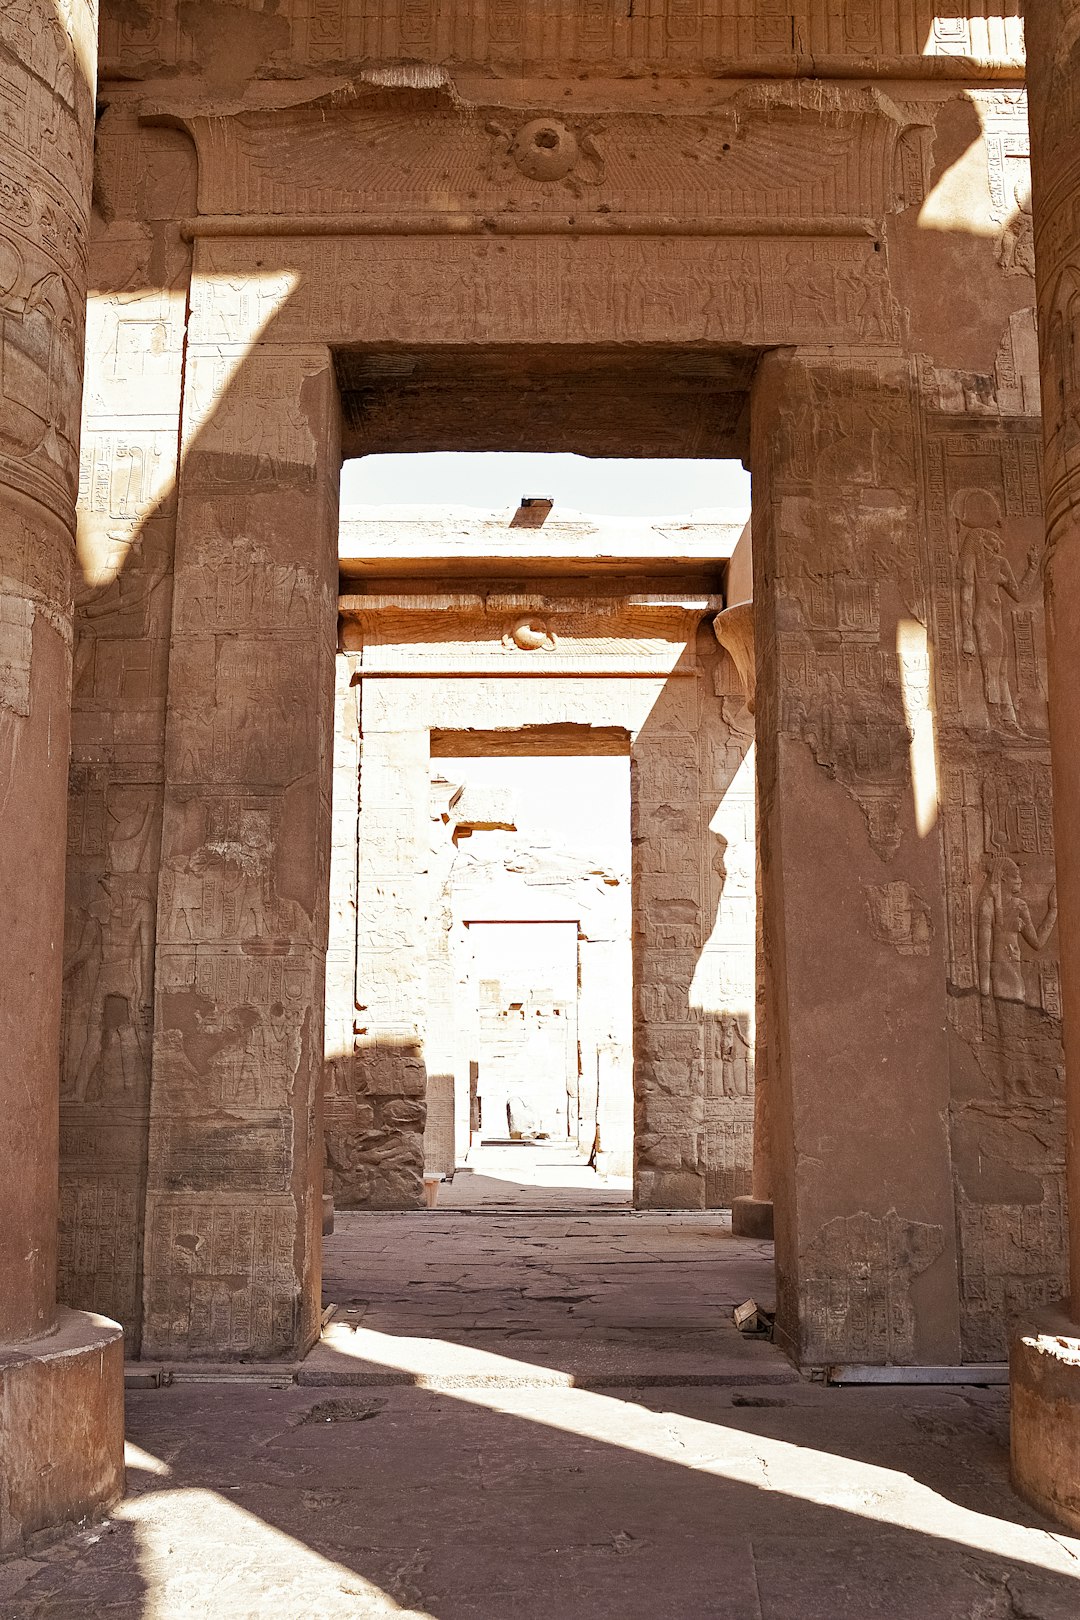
[5,0,1080,1590]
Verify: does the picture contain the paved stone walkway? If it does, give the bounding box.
[4,1214,1080,1618]
[437,1142,632,1211]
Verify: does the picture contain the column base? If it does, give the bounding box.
[322,1193,334,1236]
[731,1196,774,1239]
[1010,1305,1080,1532]
[0,1309,125,1558]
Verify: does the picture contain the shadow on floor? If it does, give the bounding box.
[7,1209,1080,1618]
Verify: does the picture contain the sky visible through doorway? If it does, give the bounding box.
[349,453,744,879]
[436,756,631,874]
[341,452,751,518]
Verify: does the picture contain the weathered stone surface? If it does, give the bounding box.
[22,3,1067,1384]
[60,116,197,1353]
[140,336,340,1361]
[0,1311,124,1559]
[1008,0,1080,1532]
[0,0,127,1551]
[754,352,961,1367]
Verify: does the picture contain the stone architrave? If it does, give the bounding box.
[0,0,124,1553]
[99,2,1024,83]
[753,350,961,1368]
[1010,0,1080,1532]
[141,334,340,1361]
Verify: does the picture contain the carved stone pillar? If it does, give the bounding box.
[714,600,773,1240]
[327,721,430,1210]
[633,621,754,1209]
[1009,1,1080,1530]
[753,350,961,1367]
[0,0,124,1553]
[141,327,340,1360]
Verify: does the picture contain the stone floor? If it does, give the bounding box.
[4,1212,1080,1618]
[437,1141,632,1211]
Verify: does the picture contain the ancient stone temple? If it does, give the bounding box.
[4,0,1080,1562]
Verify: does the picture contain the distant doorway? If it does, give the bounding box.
[429,751,634,1210]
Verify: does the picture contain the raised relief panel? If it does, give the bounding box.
[197,234,897,352]
[981,91,1033,277]
[923,431,1048,743]
[193,87,914,226]
[919,409,1065,1359]
[143,1194,304,1359]
[0,233,84,515]
[803,1211,946,1364]
[62,783,159,1107]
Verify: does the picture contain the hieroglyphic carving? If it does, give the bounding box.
[802,1211,946,1364]
[139,347,337,1360]
[100,0,1025,80]
[755,349,964,1364]
[328,728,429,1209]
[919,405,1066,1358]
[58,120,196,1347]
[765,363,927,863]
[193,234,898,352]
[865,882,933,956]
[143,1194,303,1358]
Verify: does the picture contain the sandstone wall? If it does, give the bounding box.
[66,28,1065,1360]
[59,118,196,1351]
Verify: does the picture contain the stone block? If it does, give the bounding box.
[1011,1307,1080,1532]
[0,1311,124,1558]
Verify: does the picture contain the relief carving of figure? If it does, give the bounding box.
[63,875,153,1101]
[957,490,1040,732]
[717,1011,752,1098]
[976,855,1057,1003]
[998,180,1036,278]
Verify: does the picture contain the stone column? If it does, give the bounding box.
[0,0,124,1552]
[753,350,961,1367]
[632,616,754,1209]
[323,655,361,1229]
[325,718,430,1209]
[1009,0,1080,1529]
[713,601,773,1239]
[142,329,340,1361]
[632,645,710,1208]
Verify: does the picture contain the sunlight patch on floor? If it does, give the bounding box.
[319,1327,1080,1581]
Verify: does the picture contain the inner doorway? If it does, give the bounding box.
[427,748,635,1210]
[327,445,757,1220]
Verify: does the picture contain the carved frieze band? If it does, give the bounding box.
[190,235,898,350]
[99,0,1024,80]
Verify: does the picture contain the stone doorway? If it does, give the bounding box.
[472,919,590,1147]
[326,492,757,1216]
[432,745,635,1211]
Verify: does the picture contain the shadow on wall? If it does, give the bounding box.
[62,115,333,1357]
